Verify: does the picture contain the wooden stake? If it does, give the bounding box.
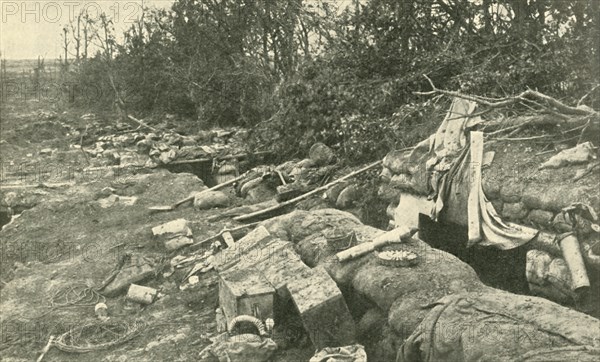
[467,131,483,245]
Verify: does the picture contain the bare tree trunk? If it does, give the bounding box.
[62,27,69,68]
[76,14,81,61]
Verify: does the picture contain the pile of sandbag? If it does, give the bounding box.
[398,290,600,361]
[260,209,600,361]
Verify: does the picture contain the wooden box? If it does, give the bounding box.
[218,266,275,324]
[287,266,356,349]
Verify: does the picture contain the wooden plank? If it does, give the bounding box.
[467,131,483,245]
[221,231,236,249]
[287,266,356,349]
[213,225,272,271]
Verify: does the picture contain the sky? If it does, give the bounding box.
[0,0,356,60]
[0,0,175,59]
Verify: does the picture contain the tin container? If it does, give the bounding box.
[126,284,158,305]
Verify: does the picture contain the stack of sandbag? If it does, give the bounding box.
[260,209,600,361]
[398,290,600,361]
[260,209,489,360]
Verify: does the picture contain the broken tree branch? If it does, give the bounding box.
[233,160,383,222]
[127,115,159,133]
[577,84,600,107]
[414,74,598,117]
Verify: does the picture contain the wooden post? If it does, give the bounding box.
[467,131,484,245]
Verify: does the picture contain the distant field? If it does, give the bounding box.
[2,58,62,76]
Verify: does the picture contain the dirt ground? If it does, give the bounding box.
[0,97,314,361]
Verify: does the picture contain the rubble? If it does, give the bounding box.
[100,255,156,297]
[2,97,599,362]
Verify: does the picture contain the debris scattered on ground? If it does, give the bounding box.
[309,344,367,362]
[2,83,598,362]
[94,302,109,321]
[100,254,156,297]
[152,218,194,250]
[97,194,138,208]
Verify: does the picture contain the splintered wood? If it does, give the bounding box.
[214,225,356,348]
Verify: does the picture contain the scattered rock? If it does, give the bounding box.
[181,137,197,146]
[194,191,230,209]
[98,194,138,208]
[309,143,335,166]
[39,148,54,156]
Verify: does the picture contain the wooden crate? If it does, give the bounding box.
[218,266,275,324]
[213,226,272,272]
[287,266,356,349]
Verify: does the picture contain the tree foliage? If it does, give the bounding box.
[62,0,599,162]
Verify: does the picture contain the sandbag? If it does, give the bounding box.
[309,142,336,166]
[309,344,367,362]
[398,290,600,362]
[194,191,230,209]
[201,333,277,362]
[261,209,364,242]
